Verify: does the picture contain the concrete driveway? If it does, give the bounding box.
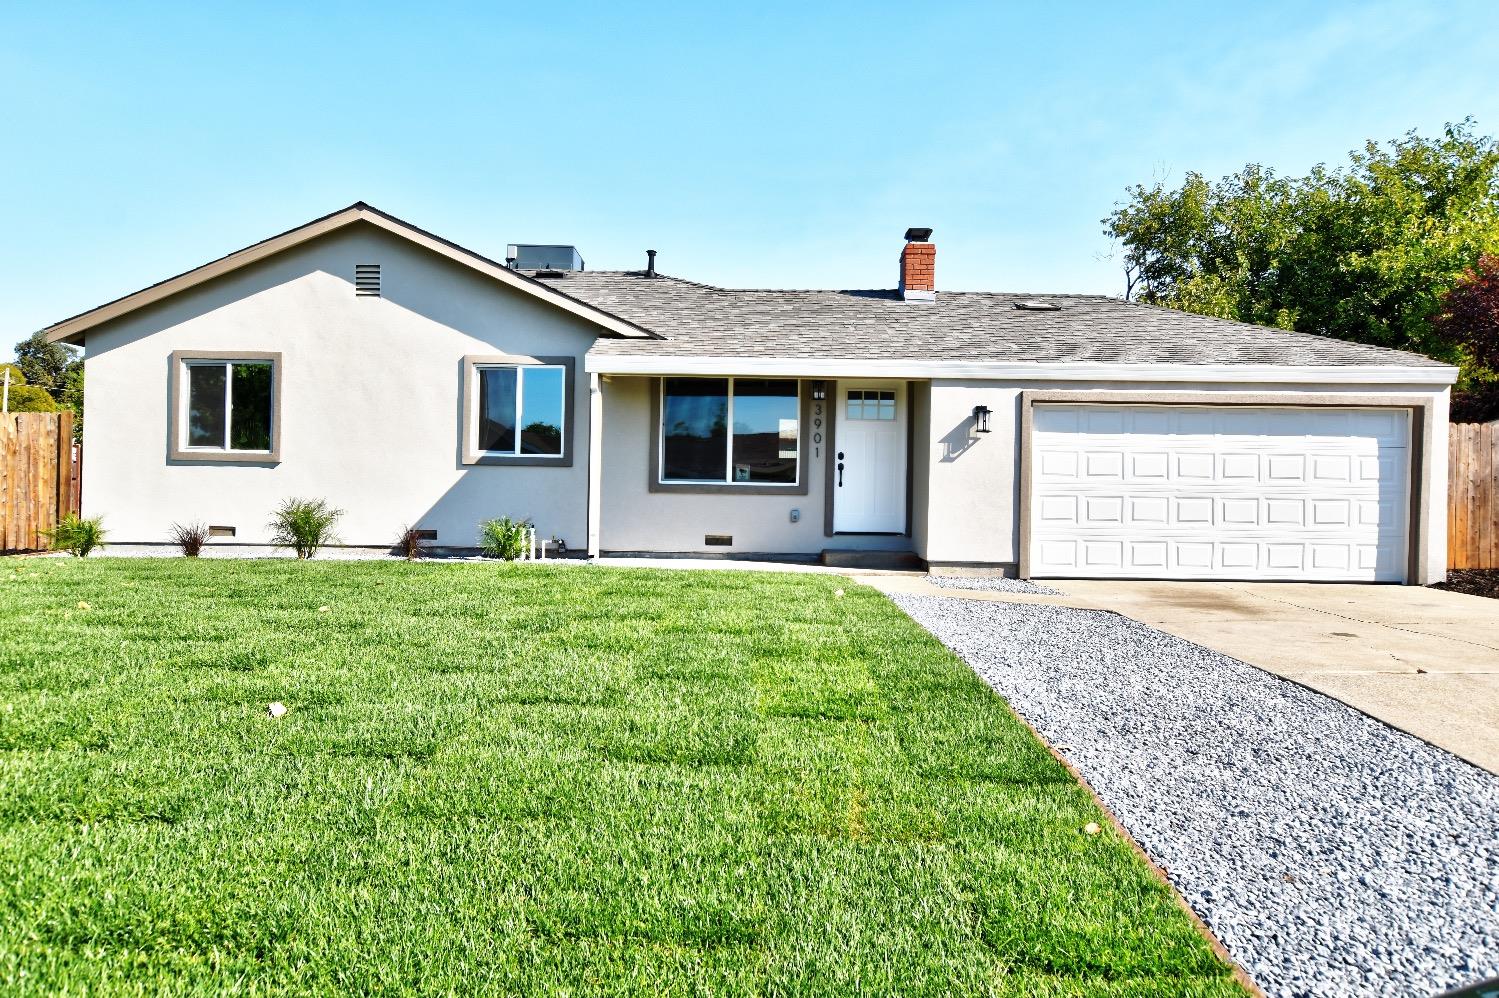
[864,577,1499,772]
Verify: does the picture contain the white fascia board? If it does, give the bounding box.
[583,354,1460,386]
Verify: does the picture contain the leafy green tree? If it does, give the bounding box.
[59,365,83,439]
[1104,121,1499,376]
[0,363,59,413]
[8,332,83,435]
[1436,254,1499,373]
[13,330,79,392]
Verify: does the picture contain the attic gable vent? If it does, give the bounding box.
[354,264,381,297]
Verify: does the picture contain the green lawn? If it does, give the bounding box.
[0,558,1243,996]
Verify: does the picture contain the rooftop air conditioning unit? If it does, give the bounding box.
[506,244,585,272]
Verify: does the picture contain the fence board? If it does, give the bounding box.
[0,412,80,552]
[1449,420,1499,570]
[1489,422,1499,568]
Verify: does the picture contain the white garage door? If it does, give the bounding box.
[1028,404,1410,582]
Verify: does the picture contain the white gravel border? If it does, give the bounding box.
[891,595,1499,998]
[927,576,1062,595]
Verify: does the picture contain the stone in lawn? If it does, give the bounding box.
[317,605,331,613]
[1084,822,1102,835]
[267,702,288,718]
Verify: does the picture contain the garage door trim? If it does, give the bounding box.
[1018,390,1433,585]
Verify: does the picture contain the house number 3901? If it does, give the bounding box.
[812,402,823,458]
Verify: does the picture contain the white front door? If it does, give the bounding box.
[834,382,907,533]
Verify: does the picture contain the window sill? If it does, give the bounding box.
[464,453,574,468]
[168,448,280,464]
[649,480,809,496]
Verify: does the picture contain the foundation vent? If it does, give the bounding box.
[704,534,733,547]
[208,525,236,537]
[355,264,381,297]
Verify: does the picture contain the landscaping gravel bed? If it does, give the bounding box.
[927,575,1062,595]
[891,595,1499,998]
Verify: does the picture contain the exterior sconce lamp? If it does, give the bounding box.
[811,381,827,401]
[973,404,992,433]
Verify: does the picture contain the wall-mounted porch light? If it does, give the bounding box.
[973,404,992,433]
[811,381,827,401]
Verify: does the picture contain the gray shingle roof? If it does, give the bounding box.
[542,271,1445,368]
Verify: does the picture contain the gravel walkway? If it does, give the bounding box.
[927,576,1062,595]
[890,595,1499,998]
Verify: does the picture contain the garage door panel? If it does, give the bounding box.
[1044,490,1404,535]
[1220,498,1260,525]
[1173,542,1215,570]
[1083,540,1125,569]
[1265,498,1305,526]
[1029,404,1409,582]
[1038,494,1078,523]
[1085,409,1127,435]
[1129,540,1168,568]
[1132,452,1169,478]
[1266,454,1307,482]
[1128,496,1169,524]
[1311,499,1350,526]
[1174,452,1215,480]
[1219,453,1259,479]
[1084,451,1124,479]
[1037,538,1078,568]
[1038,450,1079,478]
[1312,454,1353,483]
[1083,495,1124,525]
[1219,542,1259,569]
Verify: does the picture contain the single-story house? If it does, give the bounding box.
[43,203,1458,583]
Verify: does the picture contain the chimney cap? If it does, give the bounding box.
[904,227,933,242]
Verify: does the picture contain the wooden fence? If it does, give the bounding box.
[1449,420,1499,570]
[1,411,79,552]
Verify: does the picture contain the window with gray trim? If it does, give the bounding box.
[460,355,574,468]
[660,377,800,485]
[184,360,274,452]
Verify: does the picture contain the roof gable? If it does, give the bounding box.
[42,203,661,345]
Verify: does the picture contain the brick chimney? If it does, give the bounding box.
[899,227,935,301]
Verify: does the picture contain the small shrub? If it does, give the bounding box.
[169,521,211,557]
[392,524,428,561]
[268,497,343,560]
[46,514,106,557]
[479,516,532,561]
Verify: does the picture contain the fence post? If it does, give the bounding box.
[55,410,72,525]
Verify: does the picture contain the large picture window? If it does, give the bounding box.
[660,378,800,486]
[185,361,274,451]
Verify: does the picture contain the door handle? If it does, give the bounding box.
[837,461,844,487]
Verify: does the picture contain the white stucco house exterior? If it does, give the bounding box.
[43,203,1458,583]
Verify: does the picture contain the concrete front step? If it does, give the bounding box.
[819,549,926,571]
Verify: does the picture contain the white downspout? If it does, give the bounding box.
[587,372,603,559]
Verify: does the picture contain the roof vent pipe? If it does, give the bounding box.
[646,249,657,277]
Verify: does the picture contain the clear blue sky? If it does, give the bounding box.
[4,1,1498,342]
